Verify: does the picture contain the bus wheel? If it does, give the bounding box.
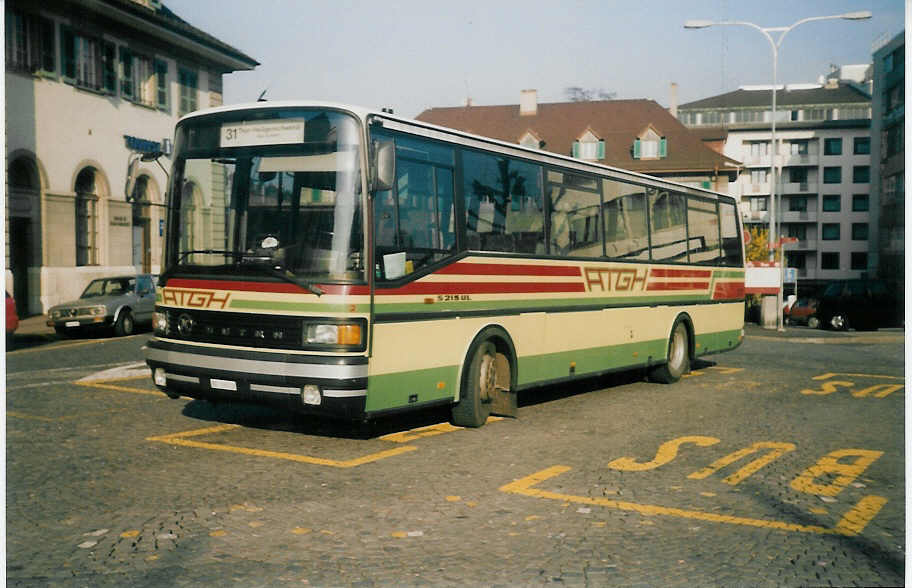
[649,321,690,384]
[452,340,499,428]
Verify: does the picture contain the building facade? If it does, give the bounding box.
[5,0,258,315]
[870,32,904,315]
[416,90,740,192]
[677,78,873,291]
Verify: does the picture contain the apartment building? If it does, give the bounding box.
[870,31,904,316]
[5,0,258,315]
[678,76,873,292]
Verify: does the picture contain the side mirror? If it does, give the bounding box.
[371,140,394,192]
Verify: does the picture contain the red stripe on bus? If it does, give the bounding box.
[436,262,582,277]
[712,282,746,300]
[375,281,587,295]
[646,281,709,291]
[649,268,712,278]
[744,286,779,295]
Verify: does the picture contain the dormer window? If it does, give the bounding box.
[572,129,604,160]
[519,130,542,150]
[633,127,667,160]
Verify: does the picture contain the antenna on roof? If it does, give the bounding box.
[257,87,269,102]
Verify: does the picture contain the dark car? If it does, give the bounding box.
[814,279,895,331]
[46,274,157,337]
[784,297,819,328]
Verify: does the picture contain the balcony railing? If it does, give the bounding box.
[781,210,816,223]
[781,181,817,194]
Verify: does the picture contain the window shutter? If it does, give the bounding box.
[572,141,580,158]
[103,43,116,93]
[633,139,641,159]
[597,140,605,159]
[61,27,75,79]
[659,137,667,158]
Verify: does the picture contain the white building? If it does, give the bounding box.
[677,75,873,291]
[5,0,258,315]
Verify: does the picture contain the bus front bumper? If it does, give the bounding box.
[143,338,368,419]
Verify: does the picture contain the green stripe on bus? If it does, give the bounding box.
[229,300,371,313]
[712,270,745,278]
[366,364,457,412]
[517,338,668,386]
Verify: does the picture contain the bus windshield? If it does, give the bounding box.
[169,109,364,282]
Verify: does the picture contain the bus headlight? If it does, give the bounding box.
[154,311,169,335]
[302,321,365,349]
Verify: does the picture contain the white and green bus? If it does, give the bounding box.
[144,101,745,427]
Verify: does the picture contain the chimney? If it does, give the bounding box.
[669,82,679,118]
[520,89,537,116]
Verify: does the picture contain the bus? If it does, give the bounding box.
[144,101,745,428]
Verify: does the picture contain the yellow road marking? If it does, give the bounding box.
[146,424,418,468]
[813,372,903,381]
[500,466,886,536]
[76,380,162,396]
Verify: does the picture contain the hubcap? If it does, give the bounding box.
[478,352,496,402]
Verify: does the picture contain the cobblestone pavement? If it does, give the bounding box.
[6,327,905,586]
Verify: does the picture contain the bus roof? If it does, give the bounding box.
[178,100,733,202]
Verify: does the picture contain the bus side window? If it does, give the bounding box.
[648,188,687,262]
[464,151,544,255]
[719,200,743,266]
[603,178,650,260]
[686,196,722,264]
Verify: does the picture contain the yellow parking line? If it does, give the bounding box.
[813,372,903,381]
[500,466,886,537]
[147,425,418,468]
[76,380,161,396]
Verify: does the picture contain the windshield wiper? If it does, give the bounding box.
[177,249,245,263]
[173,250,324,296]
[263,266,324,297]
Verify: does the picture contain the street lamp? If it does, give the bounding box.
[684,11,871,330]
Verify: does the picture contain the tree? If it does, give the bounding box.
[745,226,770,262]
[564,87,616,102]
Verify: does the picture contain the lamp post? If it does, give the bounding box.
[684,11,871,330]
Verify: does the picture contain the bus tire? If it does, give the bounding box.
[649,320,690,384]
[451,339,498,428]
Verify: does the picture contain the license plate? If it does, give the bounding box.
[65,321,80,327]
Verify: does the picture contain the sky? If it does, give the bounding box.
[166,0,906,118]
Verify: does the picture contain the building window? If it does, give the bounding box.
[821,223,840,240]
[822,194,841,212]
[61,27,116,93]
[789,140,809,155]
[786,224,806,240]
[6,9,55,74]
[851,223,868,240]
[748,141,769,157]
[74,168,99,266]
[885,124,903,158]
[852,166,870,184]
[853,137,870,155]
[120,48,157,107]
[574,131,604,160]
[750,169,768,185]
[823,166,842,184]
[851,251,868,270]
[788,197,807,212]
[823,138,842,155]
[155,59,169,110]
[820,252,839,270]
[787,251,806,269]
[178,67,198,116]
[852,194,869,211]
[750,197,768,212]
[788,167,808,184]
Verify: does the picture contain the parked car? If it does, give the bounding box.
[783,297,818,328]
[6,291,19,342]
[46,275,157,337]
[813,279,895,331]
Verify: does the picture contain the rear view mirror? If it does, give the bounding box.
[372,140,394,192]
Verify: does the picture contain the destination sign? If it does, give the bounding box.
[220,121,305,148]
